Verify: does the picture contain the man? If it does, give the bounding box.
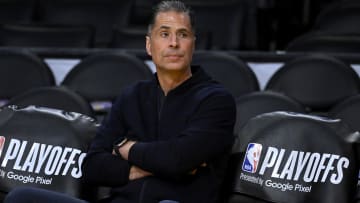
[4,1,236,202]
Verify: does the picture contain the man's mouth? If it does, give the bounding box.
[165,55,182,60]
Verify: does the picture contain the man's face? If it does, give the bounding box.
[146,11,195,73]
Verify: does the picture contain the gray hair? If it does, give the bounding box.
[147,0,195,35]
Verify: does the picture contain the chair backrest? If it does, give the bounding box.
[192,51,259,98]
[7,86,95,119]
[329,94,360,202]
[128,0,158,25]
[36,0,133,47]
[0,24,94,48]
[0,0,35,24]
[61,52,153,114]
[0,49,55,104]
[285,31,360,53]
[265,54,360,112]
[183,0,256,50]
[234,91,306,136]
[225,111,359,203]
[0,106,98,200]
[328,94,360,132]
[313,0,360,34]
[109,26,147,50]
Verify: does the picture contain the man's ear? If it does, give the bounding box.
[146,36,152,56]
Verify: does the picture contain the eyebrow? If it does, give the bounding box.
[158,25,191,33]
[159,25,171,30]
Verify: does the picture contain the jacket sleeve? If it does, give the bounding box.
[81,96,131,187]
[128,92,236,178]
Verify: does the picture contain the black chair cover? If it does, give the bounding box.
[0,106,98,199]
[227,111,359,203]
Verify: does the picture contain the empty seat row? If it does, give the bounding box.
[285,0,360,53]
[0,50,154,121]
[0,0,133,47]
[0,49,359,202]
[1,88,360,203]
[0,50,257,120]
[1,49,360,116]
[4,78,358,132]
[0,24,96,48]
[0,0,257,50]
[6,79,360,135]
[0,24,214,50]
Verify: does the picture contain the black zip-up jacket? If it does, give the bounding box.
[82,66,236,203]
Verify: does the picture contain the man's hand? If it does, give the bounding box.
[118,140,136,160]
[129,165,152,180]
[112,140,136,160]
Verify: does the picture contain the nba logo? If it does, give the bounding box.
[242,143,262,173]
[0,136,5,159]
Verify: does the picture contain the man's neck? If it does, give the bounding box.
[157,68,192,96]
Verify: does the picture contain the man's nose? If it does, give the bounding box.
[169,35,179,47]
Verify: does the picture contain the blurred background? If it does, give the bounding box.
[0,0,351,51]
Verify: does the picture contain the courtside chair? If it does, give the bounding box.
[233,91,306,137]
[0,105,98,202]
[192,51,259,98]
[223,91,306,203]
[224,111,359,203]
[61,52,153,120]
[36,0,133,47]
[0,49,55,107]
[328,94,360,132]
[7,86,95,119]
[0,24,94,48]
[285,0,360,53]
[109,26,147,50]
[0,0,35,24]
[328,94,360,203]
[182,0,257,50]
[285,31,360,53]
[265,54,360,113]
[312,0,360,34]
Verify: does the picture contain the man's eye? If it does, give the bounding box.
[160,32,169,38]
[178,33,188,38]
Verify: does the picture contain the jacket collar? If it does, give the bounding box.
[153,66,213,96]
